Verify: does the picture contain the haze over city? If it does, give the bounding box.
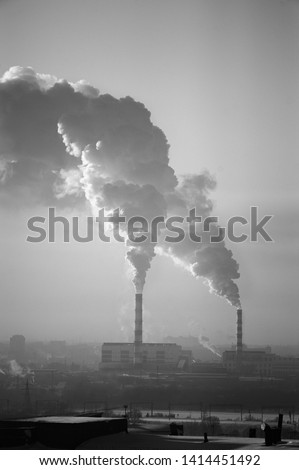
[0,0,298,348]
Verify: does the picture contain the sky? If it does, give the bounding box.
[0,0,298,346]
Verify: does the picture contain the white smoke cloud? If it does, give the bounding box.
[0,66,85,207]
[54,167,84,200]
[9,360,27,377]
[7,360,35,383]
[0,157,14,183]
[160,173,241,307]
[0,66,241,306]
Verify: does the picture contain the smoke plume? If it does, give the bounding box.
[57,99,170,293]
[199,336,221,358]
[8,359,32,378]
[161,173,241,307]
[0,66,241,305]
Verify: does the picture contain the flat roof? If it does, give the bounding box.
[13,416,126,424]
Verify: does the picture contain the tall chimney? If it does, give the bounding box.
[134,293,143,344]
[236,308,243,355]
[134,293,143,364]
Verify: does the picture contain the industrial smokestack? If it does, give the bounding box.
[134,293,143,345]
[236,308,243,355]
[134,293,143,365]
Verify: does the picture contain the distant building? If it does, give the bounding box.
[222,308,299,378]
[222,347,299,378]
[9,335,26,363]
[223,348,273,376]
[101,342,190,370]
[271,355,299,378]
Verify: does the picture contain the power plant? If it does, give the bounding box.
[101,293,243,371]
[101,295,299,379]
[223,308,299,377]
[101,292,191,370]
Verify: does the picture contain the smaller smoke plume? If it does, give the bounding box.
[161,173,241,308]
[199,336,221,358]
[192,244,241,308]
[9,360,25,377]
[0,368,5,375]
[8,360,31,378]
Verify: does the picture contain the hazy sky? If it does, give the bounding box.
[0,0,298,346]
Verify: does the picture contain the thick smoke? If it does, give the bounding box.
[0,66,241,305]
[0,66,86,207]
[161,173,241,307]
[58,96,170,293]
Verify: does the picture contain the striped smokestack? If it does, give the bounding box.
[134,293,143,344]
[236,308,243,355]
[134,293,143,364]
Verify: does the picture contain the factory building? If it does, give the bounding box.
[222,348,274,376]
[101,293,192,370]
[101,342,184,369]
[223,347,299,378]
[222,309,299,378]
[271,356,299,377]
[222,309,275,376]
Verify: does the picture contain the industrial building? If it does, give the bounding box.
[223,347,299,378]
[101,342,184,369]
[222,347,274,376]
[101,293,192,370]
[222,309,299,378]
[222,308,275,376]
[101,296,299,377]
